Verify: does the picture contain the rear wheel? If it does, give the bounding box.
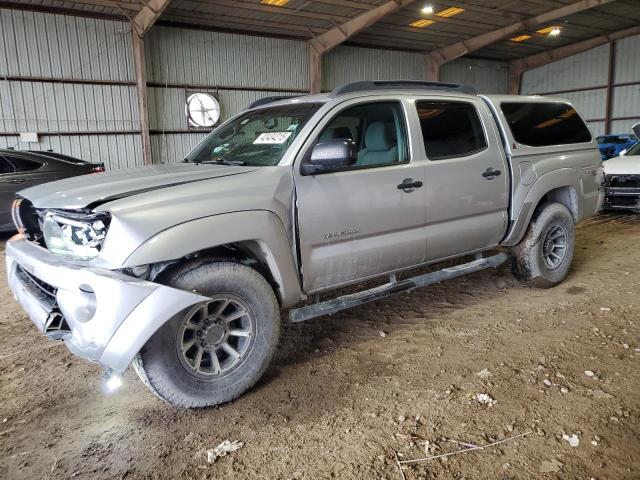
[511,202,575,288]
[132,260,280,408]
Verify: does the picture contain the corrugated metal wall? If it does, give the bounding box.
[0,7,525,170]
[322,46,424,90]
[441,58,508,94]
[145,26,309,163]
[612,34,640,134]
[323,46,508,94]
[521,35,640,137]
[0,8,141,169]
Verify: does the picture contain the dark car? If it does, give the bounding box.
[596,134,638,160]
[0,149,104,231]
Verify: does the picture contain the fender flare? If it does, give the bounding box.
[123,210,302,307]
[502,168,581,246]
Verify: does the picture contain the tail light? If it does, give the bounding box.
[92,165,105,173]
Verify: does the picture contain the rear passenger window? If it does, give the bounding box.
[416,101,487,160]
[501,102,592,147]
[7,157,42,173]
[0,156,13,174]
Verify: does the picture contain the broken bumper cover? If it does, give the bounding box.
[603,174,640,211]
[6,235,208,373]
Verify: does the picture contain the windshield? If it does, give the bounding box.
[186,103,321,166]
[597,135,634,144]
[625,141,640,156]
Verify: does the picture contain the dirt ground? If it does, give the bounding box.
[0,212,638,480]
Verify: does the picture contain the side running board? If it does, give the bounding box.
[289,252,508,323]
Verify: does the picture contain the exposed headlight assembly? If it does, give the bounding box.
[42,211,110,261]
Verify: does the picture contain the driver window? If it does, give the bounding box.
[317,102,408,168]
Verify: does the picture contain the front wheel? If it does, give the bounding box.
[132,260,280,408]
[510,202,576,288]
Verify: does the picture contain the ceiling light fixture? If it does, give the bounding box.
[421,5,434,14]
[261,0,289,6]
[537,25,561,36]
[436,7,465,17]
[410,19,436,28]
[511,35,532,42]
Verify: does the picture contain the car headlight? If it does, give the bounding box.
[42,211,110,260]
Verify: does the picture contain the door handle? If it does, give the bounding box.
[397,178,423,191]
[482,167,502,179]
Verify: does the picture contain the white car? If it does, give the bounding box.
[603,123,640,212]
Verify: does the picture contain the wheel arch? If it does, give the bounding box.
[503,168,582,246]
[123,210,302,307]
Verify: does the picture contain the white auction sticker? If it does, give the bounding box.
[254,132,292,144]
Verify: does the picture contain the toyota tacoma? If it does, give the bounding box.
[6,81,603,407]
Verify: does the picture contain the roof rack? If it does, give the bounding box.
[246,95,302,110]
[329,80,477,97]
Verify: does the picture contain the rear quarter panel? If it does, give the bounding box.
[481,95,602,245]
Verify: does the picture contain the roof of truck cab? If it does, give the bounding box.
[254,88,483,110]
[482,94,573,104]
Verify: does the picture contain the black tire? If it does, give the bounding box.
[132,260,280,408]
[511,202,576,288]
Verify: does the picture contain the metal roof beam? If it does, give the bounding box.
[308,0,417,93]
[309,0,417,54]
[425,0,616,80]
[507,24,640,94]
[512,24,640,72]
[132,0,172,37]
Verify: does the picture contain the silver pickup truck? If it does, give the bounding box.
[6,81,602,408]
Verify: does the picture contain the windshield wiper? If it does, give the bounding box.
[205,158,246,166]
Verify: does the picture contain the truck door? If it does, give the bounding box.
[412,98,509,261]
[294,100,427,292]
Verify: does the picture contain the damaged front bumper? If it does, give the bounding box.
[603,175,640,212]
[6,235,209,373]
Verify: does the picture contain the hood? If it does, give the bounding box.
[604,154,640,176]
[19,163,258,209]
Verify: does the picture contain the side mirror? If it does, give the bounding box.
[301,140,357,175]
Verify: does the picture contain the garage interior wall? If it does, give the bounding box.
[441,58,508,95]
[322,46,424,90]
[323,46,508,95]
[1,7,510,169]
[146,26,309,164]
[520,34,640,137]
[0,8,141,170]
